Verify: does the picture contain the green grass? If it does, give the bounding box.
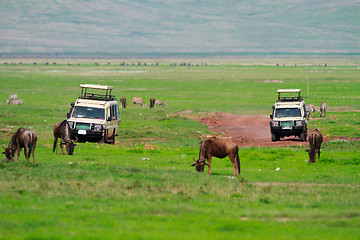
[0,60,360,239]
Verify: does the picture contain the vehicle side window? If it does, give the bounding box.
[110,106,114,120]
[303,104,306,117]
[106,107,111,120]
[111,105,118,120]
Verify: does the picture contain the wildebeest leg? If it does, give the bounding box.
[207,155,212,175]
[317,148,321,160]
[16,149,20,162]
[229,155,238,176]
[60,143,66,155]
[32,147,35,163]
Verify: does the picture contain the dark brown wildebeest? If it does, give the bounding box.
[53,120,76,155]
[2,128,37,162]
[155,99,165,107]
[150,97,155,109]
[319,102,327,118]
[306,129,323,163]
[192,136,240,176]
[121,97,127,108]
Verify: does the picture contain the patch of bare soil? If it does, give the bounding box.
[197,112,308,147]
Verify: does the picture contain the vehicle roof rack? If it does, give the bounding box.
[277,89,302,102]
[79,84,115,101]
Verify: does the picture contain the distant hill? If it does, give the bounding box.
[1,0,359,56]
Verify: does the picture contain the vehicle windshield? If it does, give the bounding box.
[72,106,105,119]
[275,108,301,118]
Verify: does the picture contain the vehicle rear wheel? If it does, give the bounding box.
[109,130,115,145]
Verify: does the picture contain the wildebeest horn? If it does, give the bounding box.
[74,136,78,143]
[193,157,196,162]
[3,146,6,150]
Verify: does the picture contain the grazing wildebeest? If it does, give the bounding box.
[8,99,23,105]
[306,129,323,163]
[319,102,327,118]
[53,120,76,155]
[121,97,127,108]
[154,99,165,107]
[192,136,240,176]
[132,97,145,108]
[2,128,37,162]
[6,94,18,104]
[150,97,155,109]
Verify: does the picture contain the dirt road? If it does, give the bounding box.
[198,112,308,147]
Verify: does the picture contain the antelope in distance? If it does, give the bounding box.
[155,99,165,107]
[131,97,145,108]
[319,102,327,118]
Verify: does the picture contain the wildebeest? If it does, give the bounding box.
[2,128,37,162]
[150,97,155,109]
[53,120,76,155]
[319,102,327,118]
[192,136,240,176]
[121,97,127,108]
[132,97,145,108]
[6,94,18,104]
[155,99,165,107]
[306,129,323,163]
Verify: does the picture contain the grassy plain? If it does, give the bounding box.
[0,58,360,239]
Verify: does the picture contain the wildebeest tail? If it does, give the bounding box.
[309,134,316,163]
[235,146,240,174]
[27,132,36,159]
[53,138,57,153]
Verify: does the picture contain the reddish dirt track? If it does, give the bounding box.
[198,112,308,147]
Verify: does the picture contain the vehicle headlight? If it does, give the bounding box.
[272,121,279,127]
[295,121,303,126]
[93,124,103,131]
[68,121,74,129]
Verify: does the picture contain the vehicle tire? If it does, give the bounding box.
[300,130,306,142]
[100,130,108,143]
[110,130,115,145]
[271,133,278,142]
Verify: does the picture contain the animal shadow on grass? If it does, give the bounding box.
[201,171,247,181]
[0,159,39,167]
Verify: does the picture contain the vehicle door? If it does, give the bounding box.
[107,104,119,137]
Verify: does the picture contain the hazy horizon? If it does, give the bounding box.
[1,0,359,56]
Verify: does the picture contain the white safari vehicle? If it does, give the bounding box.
[67,84,120,144]
[269,89,307,142]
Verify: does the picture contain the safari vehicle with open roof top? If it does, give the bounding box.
[269,89,307,142]
[67,84,120,144]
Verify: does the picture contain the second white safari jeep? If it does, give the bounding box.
[269,89,308,142]
[67,84,120,144]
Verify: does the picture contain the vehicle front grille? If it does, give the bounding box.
[281,121,293,127]
[75,122,91,130]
